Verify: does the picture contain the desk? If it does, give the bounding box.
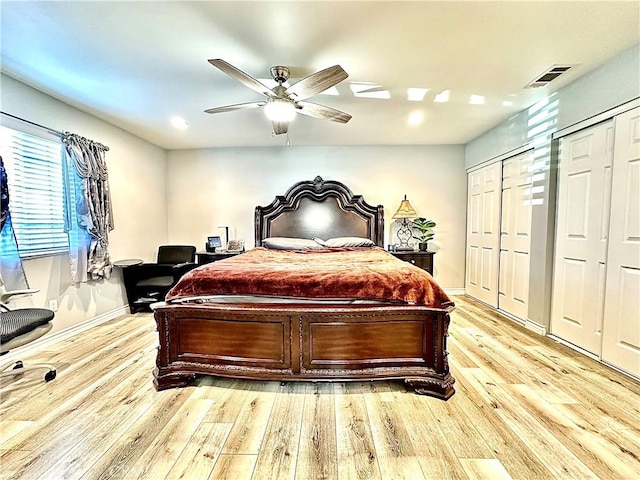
[115,258,198,313]
[113,258,143,268]
[196,251,242,265]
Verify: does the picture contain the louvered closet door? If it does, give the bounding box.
[551,120,614,355]
[466,162,501,307]
[602,107,640,376]
[498,151,533,320]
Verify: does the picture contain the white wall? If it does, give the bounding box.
[166,145,467,289]
[1,74,168,333]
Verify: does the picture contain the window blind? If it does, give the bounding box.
[0,125,68,257]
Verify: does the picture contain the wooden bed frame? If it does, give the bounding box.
[153,176,455,399]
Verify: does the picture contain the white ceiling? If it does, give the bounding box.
[1,1,638,150]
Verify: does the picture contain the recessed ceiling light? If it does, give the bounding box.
[469,94,485,105]
[502,100,514,107]
[407,88,429,101]
[407,111,424,126]
[434,90,450,103]
[170,116,189,130]
[349,82,390,99]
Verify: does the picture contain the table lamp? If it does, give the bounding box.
[392,195,418,251]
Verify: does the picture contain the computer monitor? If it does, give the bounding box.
[206,236,222,252]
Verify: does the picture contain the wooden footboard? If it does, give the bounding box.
[152,302,455,400]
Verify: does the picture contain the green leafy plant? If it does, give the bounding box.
[411,217,436,244]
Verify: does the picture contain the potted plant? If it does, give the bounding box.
[411,217,436,252]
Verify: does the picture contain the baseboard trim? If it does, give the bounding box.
[445,288,466,296]
[497,309,547,336]
[524,319,547,336]
[1,305,129,361]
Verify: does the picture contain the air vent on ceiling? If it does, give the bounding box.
[525,65,573,89]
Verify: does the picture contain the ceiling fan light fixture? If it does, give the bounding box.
[264,98,296,122]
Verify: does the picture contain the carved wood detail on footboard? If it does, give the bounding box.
[153,303,455,400]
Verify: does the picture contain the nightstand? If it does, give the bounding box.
[391,251,434,275]
[196,251,242,265]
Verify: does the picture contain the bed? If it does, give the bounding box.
[152,176,455,399]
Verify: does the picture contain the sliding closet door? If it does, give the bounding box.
[498,151,533,320]
[466,162,501,307]
[551,120,613,355]
[602,107,640,376]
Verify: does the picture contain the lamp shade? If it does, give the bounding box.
[392,195,418,219]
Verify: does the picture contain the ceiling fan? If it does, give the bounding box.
[204,59,352,135]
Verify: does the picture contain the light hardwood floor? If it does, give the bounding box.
[1,295,639,480]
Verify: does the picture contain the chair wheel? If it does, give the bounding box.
[13,361,24,370]
[44,370,57,382]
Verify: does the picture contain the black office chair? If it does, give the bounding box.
[126,245,197,312]
[0,284,57,383]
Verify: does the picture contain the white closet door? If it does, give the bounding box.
[551,120,614,355]
[499,151,533,320]
[466,162,501,307]
[602,107,640,376]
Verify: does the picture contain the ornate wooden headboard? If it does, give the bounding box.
[255,176,385,247]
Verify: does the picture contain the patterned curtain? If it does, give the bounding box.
[0,155,7,232]
[0,155,29,290]
[61,133,114,282]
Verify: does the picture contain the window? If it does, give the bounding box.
[0,126,68,257]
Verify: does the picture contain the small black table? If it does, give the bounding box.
[114,259,146,313]
[390,251,434,275]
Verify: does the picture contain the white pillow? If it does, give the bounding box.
[323,236,375,248]
[262,237,325,250]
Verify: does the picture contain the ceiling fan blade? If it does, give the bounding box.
[272,120,289,135]
[204,101,266,114]
[208,59,274,98]
[296,101,352,123]
[285,65,348,101]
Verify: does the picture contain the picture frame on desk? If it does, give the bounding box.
[227,239,245,252]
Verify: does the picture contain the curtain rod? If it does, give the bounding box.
[1,111,62,137]
[1,111,109,151]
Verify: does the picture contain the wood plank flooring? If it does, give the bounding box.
[1,295,638,479]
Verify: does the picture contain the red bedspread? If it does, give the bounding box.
[167,247,452,308]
